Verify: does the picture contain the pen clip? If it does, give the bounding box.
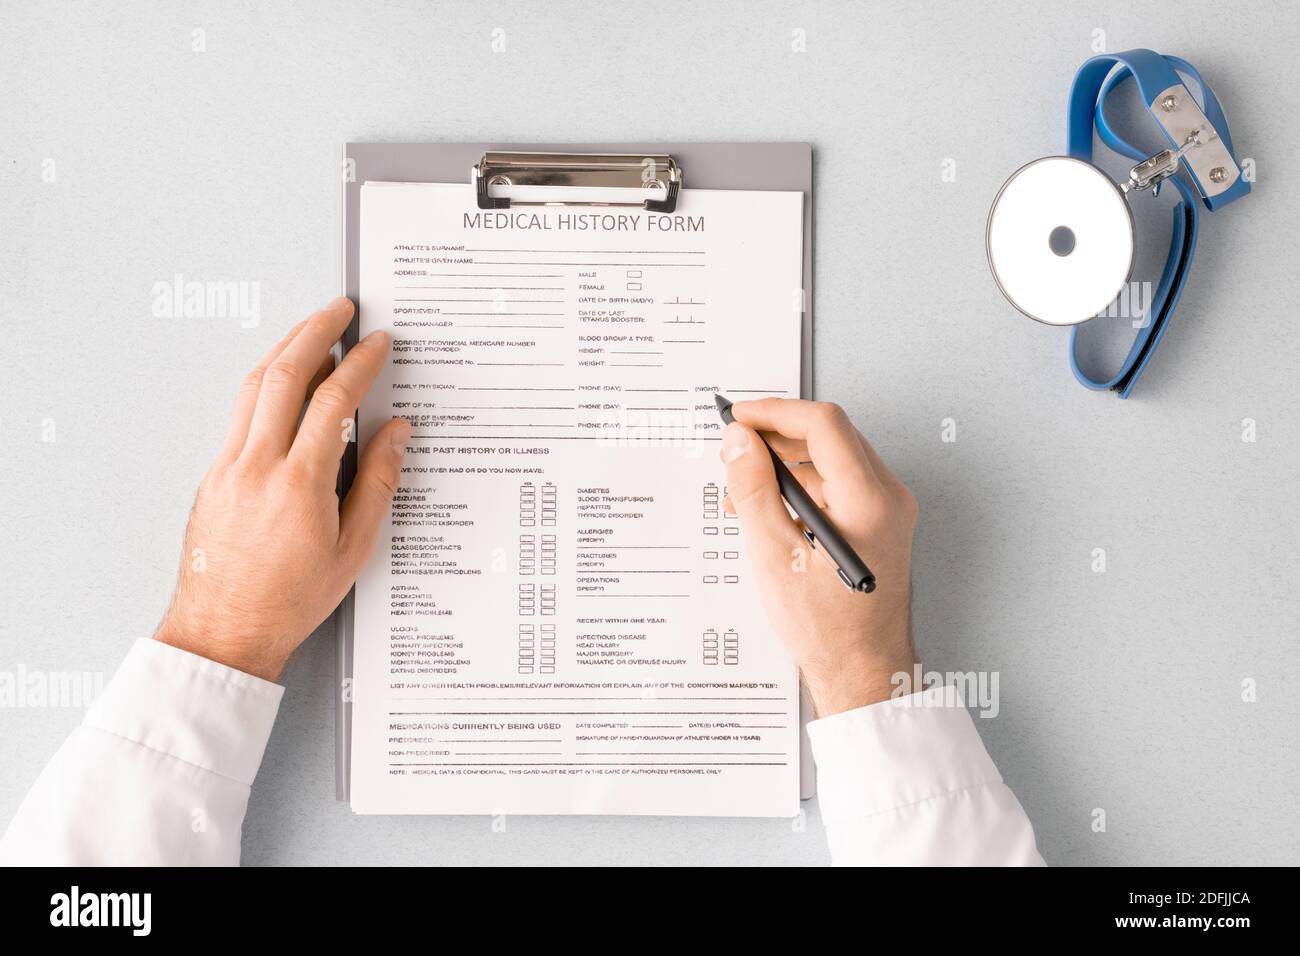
[800,526,858,593]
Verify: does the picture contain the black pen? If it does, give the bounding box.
[715,393,876,594]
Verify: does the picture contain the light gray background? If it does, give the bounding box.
[1,0,1295,866]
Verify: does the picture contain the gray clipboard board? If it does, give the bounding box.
[337,142,816,805]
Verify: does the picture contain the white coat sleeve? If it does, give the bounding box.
[806,684,1045,866]
[0,639,283,866]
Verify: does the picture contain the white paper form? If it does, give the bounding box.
[350,182,804,815]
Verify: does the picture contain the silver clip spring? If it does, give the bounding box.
[1124,130,1204,197]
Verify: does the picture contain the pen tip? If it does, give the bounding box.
[714,392,729,410]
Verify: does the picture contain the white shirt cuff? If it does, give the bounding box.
[806,684,1003,826]
[83,639,285,786]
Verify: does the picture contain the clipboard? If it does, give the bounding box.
[336,142,816,805]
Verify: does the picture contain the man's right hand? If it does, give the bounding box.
[720,399,919,717]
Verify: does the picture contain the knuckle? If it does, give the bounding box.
[280,456,315,487]
[228,454,267,486]
[899,485,920,523]
[239,367,266,393]
[311,379,355,411]
[262,361,301,391]
[196,468,222,498]
[812,401,849,429]
[367,468,400,499]
[728,484,789,534]
[727,482,765,514]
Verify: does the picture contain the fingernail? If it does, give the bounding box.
[363,329,389,346]
[720,423,750,463]
[391,418,411,452]
[325,295,353,312]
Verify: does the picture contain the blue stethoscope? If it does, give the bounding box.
[987,49,1250,398]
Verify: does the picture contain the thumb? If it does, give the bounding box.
[721,422,802,563]
[339,417,411,565]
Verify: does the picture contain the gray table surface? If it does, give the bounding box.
[2,0,1296,866]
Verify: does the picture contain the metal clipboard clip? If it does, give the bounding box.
[473,151,683,213]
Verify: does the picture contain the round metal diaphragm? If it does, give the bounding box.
[986,156,1134,326]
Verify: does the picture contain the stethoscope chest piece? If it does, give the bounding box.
[986,156,1135,327]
